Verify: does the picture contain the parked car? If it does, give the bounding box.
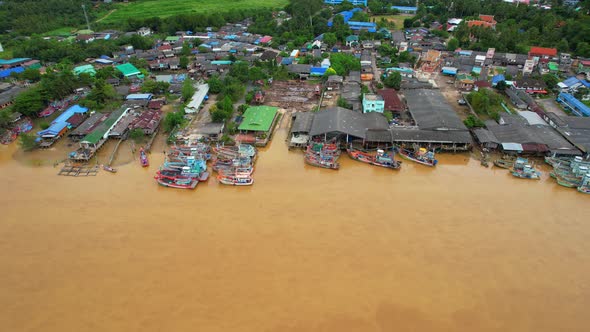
[457,99,467,105]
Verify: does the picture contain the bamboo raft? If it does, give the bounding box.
[58,165,99,176]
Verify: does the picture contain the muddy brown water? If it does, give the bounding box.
[1,128,589,332]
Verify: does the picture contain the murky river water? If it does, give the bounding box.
[1,128,589,332]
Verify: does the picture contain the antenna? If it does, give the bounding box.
[82,4,91,31]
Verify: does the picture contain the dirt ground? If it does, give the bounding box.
[432,73,473,120]
[536,98,568,116]
[264,80,320,112]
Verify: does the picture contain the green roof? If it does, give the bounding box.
[115,63,141,77]
[73,64,96,76]
[548,62,559,71]
[81,108,126,145]
[346,35,359,42]
[165,36,180,42]
[238,106,279,132]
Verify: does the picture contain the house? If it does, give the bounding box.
[116,63,143,79]
[130,109,162,135]
[377,89,405,113]
[73,64,96,77]
[474,81,492,91]
[514,78,547,94]
[326,75,343,90]
[342,82,361,112]
[184,84,209,114]
[455,74,475,91]
[363,94,385,113]
[391,6,418,14]
[578,60,590,75]
[467,15,497,29]
[138,27,152,37]
[289,112,314,147]
[360,50,372,66]
[0,85,24,109]
[324,0,367,6]
[194,122,225,141]
[506,88,527,109]
[420,50,442,72]
[126,93,153,101]
[309,106,389,142]
[287,64,312,79]
[556,93,590,117]
[77,34,95,43]
[72,107,130,161]
[528,46,558,63]
[557,77,583,93]
[238,106,279,136]
[345,35,359,47]
[37,105,89,141]
[377,28,391,39]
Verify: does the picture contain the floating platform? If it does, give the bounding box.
[58,165,99,176]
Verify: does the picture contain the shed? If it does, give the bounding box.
[116,63,143,78]
[238,106,279,133]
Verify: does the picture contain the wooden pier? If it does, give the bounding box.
[58,165,99,176]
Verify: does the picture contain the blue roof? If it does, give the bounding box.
[0,58,31,65]
[310,67,328,76]
[472,66,482,74]
[211,60,233,65]
[558,93,590,117]
[492,74,505,84]
[442,67,458,75]
[126,93,153,100]
[348,21,377,27]
[562,76,581,87]
[38,121,69,137]
[0,67,25,79]
[281,57,294,65]
[458,50,473,56]
[52,105,88,125]
[582,80,590,88]
[391,6,418,11]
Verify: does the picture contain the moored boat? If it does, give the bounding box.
[493,158,514,169]
[217,174,254,186]
[308,142,341,157]
[102,165,117,173]
[139,148,149,167]
[154,175,198,189]
[511,158,541,180]
[577,172,590,194]
[398,147,437,167]
[304,152,340,170]
[347,148,401,169]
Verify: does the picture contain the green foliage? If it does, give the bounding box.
[207,75,223,94]
[227,122,238,135]
[337,97,352,110]
[495,80,507,91]
[83,79,117,109]
[376,82,384,89]
[463,115,485,128]
[245,91,255,104]
[210,96,234,122]
[122,35,154,51]
[96,66,119,80]
[382,72,402,89]
[179,56,189,69]
[163,111,185,133]
[323,67,337,77]
[361,85,370,95]
[237,104,249,114]
[330,53,361,76]
[377,44,398,58]
[129,128,146,142]
[403,18,413,29]
[323,32,338,47]
[447,38,459,52]
[229,62,250,83]
[19,68,42,82]
[128,57,149,70]
[351,11,369,22]
[141,80,171,94]
[40,121,50,130]
[542,74,559,91]
[182,79,195,101]
[466,89,503,118]
[12,87,45,117]
[383,111,393,122]
[19,133,37,151]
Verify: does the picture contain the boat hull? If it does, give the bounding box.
[347,149,401,169]
[398,150,437,167]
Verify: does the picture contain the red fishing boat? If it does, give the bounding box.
[347,148,401,169]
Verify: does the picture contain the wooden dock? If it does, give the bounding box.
[58,165,99,176]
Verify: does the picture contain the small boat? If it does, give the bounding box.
[493,158,514,169]
[308,142,341,157]
[398,147,437,167]
[347,148,401,169]
[102,165,117,173]
[139,148,149,167]
[578,186,590,194]
[217,174,254,186]
[154,175,199,189]
[511,158,541,180]
[213,144,257,159]
[218,166,254,176]
[577,172,590,194]
[304,152,340,170]
[556,175,578,188]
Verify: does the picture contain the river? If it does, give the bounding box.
[1,128,589,332]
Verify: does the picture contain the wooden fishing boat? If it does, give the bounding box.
[493,158,514,169]
[511,158,540,180]
[304,152,340,170]
[217,174,254,186]
[154,175,198,189]
[139,148,149,167]
[578,185,590,194]
[213,144,257,159]
[556,175,578,188]
[577,173,590,194]
[308,142,341,157]
[102,165,117,173]
[217,166,254,176]
[347,148,401,169]
[398,148,437,167]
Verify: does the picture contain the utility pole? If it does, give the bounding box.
[81,4,91,31]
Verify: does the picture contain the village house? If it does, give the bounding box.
[467,15,497,29]
[377,89,405,113]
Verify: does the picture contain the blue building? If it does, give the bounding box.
[557,93,590,117]
[391,6,418,14]
[325,0,367,6]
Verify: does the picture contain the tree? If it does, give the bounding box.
[141,80,170,94]
[323,67,337,77]
[85,79,116,108]
[249,67,267,82]
[337,97,352,110]
[12,88,44,116]
[207,75,223,94]
[463,115,485,128]
[129,128,146,143]
[21,68,41,82]
[181,41,192,56]
[403,18,413,29]
[179,55,189,69]
[542,74,559,90]
[182,79,195,101]
[323,33,337,47]
[163,111,184,133]
[495,80,508,91]
[447,38,460,52]
[229,62,251,83]
[382,72,402,89]
[330,53,361,76]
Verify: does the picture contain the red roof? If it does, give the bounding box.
[148,100,164,109]
[377,89,404,112]
[467,20,495,28]
[529,46,557,57]
[66,114,86,127]
[479,15,496,24]
[580,60,590,66]
[474,81,491,88]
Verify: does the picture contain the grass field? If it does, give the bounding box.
[372,14,414,30]
[43,27,77,37]
[100,0,289,24]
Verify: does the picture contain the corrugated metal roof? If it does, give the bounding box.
[404,89,467,130]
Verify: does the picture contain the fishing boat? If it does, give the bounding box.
[217,166,254,176]
[213,144,257,159]
[511,158,541,180]
[304,152,340,170]
[493,157,515,169]
[217,174,254,186]
[347,148,401,169]
[398,147,437,167]
[102,165,117,173]
[577,172,590,194]
[154,174,199,189]
[212,156,252,170]
[139,148,149,167]
[308,142,341,157]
